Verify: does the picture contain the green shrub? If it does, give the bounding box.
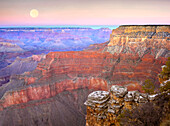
[142,79,155,94]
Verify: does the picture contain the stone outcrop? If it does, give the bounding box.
[84,85,157,126]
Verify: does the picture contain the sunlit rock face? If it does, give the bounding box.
[107,25,170,57]
[84,85,157,126]
[103,25,169,90]
[0,25,169,126]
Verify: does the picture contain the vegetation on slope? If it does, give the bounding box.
[119,57,170,126]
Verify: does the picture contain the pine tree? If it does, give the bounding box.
[159,57,170,93]
[142,79,155,94]
[159,57,170,81]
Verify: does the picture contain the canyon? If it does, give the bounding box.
[0,25,169,126]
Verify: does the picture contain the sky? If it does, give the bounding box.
[0,0,170,26]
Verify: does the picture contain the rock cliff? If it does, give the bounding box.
[84,85,157,126]
[107,25,169,56]
[104,25,169,90]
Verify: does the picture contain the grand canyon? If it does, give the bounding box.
[0,25,169,126]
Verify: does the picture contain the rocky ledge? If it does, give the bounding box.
[84,85,157,126]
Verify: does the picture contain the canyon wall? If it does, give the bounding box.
[104,25,169,89]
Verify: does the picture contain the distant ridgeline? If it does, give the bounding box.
[0,26,113,52]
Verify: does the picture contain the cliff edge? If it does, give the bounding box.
[84,85,157,126]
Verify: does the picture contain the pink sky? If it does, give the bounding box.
[0,0,170,26]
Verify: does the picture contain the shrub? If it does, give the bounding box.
[142,79,155,94]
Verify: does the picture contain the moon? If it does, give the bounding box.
[30,9,39,18]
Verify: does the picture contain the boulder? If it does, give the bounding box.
[110,85,128,97]
[84,91,110,107]
[124,90,139,101]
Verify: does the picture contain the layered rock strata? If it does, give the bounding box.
[104,25,169,89]
[107,25,170,56]
[84,85,157,126]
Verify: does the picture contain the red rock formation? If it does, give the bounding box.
[109,25,170,49]
[84,41,109,52]
[0,77,108,109]
[104,25,169,91]
[0,51,116,110]
[22,51,115,85]
[0,51,167,110]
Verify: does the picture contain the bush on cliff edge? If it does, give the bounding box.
[119,58,170,126]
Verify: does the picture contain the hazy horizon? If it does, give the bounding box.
[0,0,170,26]
[0,25,120,30]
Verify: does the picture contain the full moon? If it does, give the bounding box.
[30,9,39,18]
